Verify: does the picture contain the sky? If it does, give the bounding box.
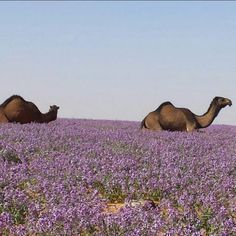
[0,1,236,124]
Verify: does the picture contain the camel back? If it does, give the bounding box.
[155,101,173,112]
[0,95,26,108]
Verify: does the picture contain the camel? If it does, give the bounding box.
[141,96,232,132]
[0,95,59,124]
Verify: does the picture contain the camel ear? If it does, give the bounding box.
[57,106,60,110]
[50,106,52,109]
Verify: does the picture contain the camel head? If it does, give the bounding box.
[48,105,59,122]
[213,96,232,108]
[49,105,60,113]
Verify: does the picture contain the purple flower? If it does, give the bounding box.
[0,119,236,234]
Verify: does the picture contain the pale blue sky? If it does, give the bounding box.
[0,1,236,124]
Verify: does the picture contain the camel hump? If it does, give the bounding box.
[155,101,173,112]
[0,95,26,107]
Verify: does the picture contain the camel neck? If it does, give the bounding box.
[40,110,57,123]
[195,102,221,128]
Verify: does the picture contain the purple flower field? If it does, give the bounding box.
[0,118,236,235]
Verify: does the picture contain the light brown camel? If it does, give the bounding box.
[0,95,59,124]
[141,96,232,132]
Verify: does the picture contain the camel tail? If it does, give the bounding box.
[140,117,147,129]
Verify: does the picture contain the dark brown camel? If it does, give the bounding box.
[0,95,59,124]
[141,96,232,132]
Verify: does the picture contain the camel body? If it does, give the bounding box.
[141,97,232,132]
[0,95,59,124]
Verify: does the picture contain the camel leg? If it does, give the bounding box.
[145,118,163,131]
[151,123,163,131]
[195,129,205,133]
[0,113,9,123]
[186,123,197,132]
[186,126,194,132]
[142,125,162,131]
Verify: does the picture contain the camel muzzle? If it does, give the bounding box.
[228,100,232,106]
